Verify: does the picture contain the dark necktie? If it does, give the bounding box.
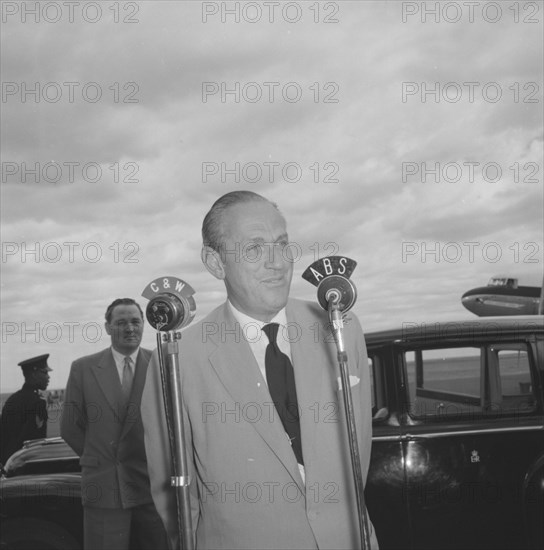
[122,356,134,401]
[262,323,304,465]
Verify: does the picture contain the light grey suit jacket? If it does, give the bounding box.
[61,347,154,509]
[142,299,378,550]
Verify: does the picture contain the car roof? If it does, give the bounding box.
[365,315,544,347]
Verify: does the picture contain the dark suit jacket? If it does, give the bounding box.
[61,347,154,509]
[142,299,379,550]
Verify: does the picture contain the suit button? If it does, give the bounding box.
[308,510,317,521]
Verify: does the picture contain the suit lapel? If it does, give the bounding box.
[287,301,326,480]
[130,348,150,406]
[207,303,304,490]
[91,348,123,416]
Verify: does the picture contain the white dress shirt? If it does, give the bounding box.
[111,346,139,384]
[228,301,305,482]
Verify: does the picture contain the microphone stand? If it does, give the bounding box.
[328,297,371,550]
[156,329,194,550]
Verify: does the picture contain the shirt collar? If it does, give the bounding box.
[111,346,139,364]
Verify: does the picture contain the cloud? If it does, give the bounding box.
[1,3,542,392]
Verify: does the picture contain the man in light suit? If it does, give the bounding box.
[61,298,168,550]
[142,191,379,549]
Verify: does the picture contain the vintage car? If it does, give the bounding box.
[1,315,543,549]
[0,437,81,549]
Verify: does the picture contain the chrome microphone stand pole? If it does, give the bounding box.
[141,277,197,550]
[302,258,371,549]
[328,296,371,550]
[156,329,194,550]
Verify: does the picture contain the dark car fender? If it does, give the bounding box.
[523,452,544,550]
[0,472,83,549]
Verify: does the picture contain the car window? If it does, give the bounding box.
[488,344,536,414]
[404,342,536,420]
[368,356,376,410]
[368,354,389,422]
[405,346,482,419]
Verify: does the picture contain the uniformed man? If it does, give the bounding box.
[0,354,51,464]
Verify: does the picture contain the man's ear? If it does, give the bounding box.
[104,322,112,336]
[202,246,225,280]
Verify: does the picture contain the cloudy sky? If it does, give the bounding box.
[1,0,543,392]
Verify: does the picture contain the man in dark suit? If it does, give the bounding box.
[0,354,51,464]
[61,298,168,550]
[142,191,379,549]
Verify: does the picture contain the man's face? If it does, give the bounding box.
[219,201,294,322]
[31,369,50,391]
[105,304,144,355]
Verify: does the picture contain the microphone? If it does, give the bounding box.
[141,276,196,331]
[316,274,357,313]
[302,256,358,312]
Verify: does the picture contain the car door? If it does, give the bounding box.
[365,344,410,549]
[397,334,543,550]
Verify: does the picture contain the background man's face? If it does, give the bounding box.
[105,304,144,355]
[28,369,50,391]
[220,201,294,322]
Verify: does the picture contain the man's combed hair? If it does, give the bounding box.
[105,298,144,323]
[202,191,280,252]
